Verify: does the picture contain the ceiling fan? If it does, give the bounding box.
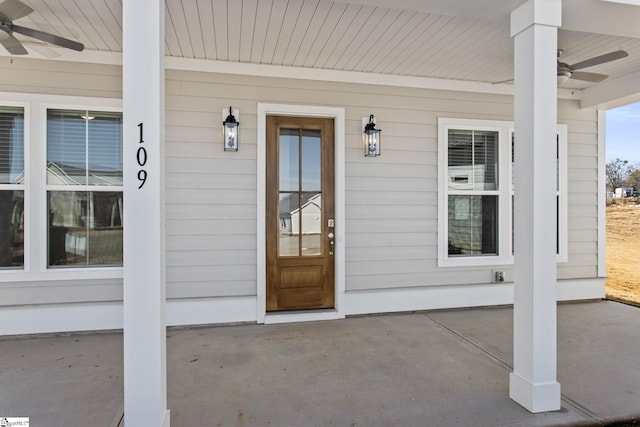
[557,48,628,83]
[0,0,83,55]
[494,48,629,85]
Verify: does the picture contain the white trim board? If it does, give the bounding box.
[0,302,124,335]
[345,278,605,316]
[0,279,604,335]
[256,103,346,324]
[0,48,581,100]
[0,297,258,336]
[166,57,580,100]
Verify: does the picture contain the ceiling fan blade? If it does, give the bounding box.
[0,31,27,54]
[0,0,33,22]
[570,71,608,82]
[570,50,628,70]
[11,24,84,51]
[34,22,80,40]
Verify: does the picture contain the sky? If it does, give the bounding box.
[606,101,640,165]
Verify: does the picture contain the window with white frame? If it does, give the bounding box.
[438,118,567,267]
[0,106,25,269]
[46,109,123,267]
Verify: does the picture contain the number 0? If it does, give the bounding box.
[136,146,147,167]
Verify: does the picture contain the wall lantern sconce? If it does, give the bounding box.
[223,106,239,151]
[363,114,381,157]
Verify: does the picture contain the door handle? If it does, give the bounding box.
[328,232,334,256]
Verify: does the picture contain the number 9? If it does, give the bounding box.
[138,169,147,189]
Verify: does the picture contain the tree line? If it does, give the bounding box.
[607,158,640,191]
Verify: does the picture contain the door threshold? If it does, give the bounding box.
[264,309,344,325]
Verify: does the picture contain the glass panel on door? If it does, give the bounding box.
[278,128,322,257]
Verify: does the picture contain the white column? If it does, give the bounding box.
[509,0,562,413]
[122,0,169,425]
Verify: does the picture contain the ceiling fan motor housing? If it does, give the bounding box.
[557,63,572,76]
[0,22,11,38]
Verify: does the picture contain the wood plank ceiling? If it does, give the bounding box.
[11,0,640,89]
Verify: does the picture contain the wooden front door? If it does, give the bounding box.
[266,116,335,311]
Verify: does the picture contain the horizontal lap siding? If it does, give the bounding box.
[165,73,256,298]
[0,59,599,306]
[0,58,121,97]
[0,279,122,305]
[165,71,599,298]
[559,103,599,279]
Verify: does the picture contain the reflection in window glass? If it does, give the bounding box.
[278,127,323,257]
[0,107,24,185]
[300,193,321,255]
[88,111,123,185]
[47,109,123,186]
[279,193,299,256]
[48,191,123,266]
[278,193,322,256]
[0,190,23,268]
[448,130,498,191]
[301,130,321,191]
[448,195,497,256]
[46,109,123,268]
[279,129,299,192]
[0,106,25,269]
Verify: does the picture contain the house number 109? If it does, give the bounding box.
[137,122,147,189]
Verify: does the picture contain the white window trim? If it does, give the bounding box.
[438,118,512,267]
[0,92,122,282]
[438,117,568,267]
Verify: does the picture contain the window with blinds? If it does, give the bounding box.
[0,106,24,268]
[447,129,499,256]
[47,109,122,186]
[46,109,123,267]
[438,118,568,267]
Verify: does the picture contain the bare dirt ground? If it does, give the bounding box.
[606,201,640,305]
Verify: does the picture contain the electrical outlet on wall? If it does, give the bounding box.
[493,270,506,283]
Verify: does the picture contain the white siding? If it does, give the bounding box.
[163,70,600,299]
[0,59,600,312]
[559,100,600,279]
[0,59,121,97]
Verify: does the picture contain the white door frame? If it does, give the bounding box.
[257,103,346,324]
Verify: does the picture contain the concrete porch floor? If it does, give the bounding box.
[1,300,639,427]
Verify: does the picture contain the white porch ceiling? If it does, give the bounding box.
[7,0,640,105]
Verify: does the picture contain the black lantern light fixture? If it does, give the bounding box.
[363,114,381,157]
[223,106,239,151]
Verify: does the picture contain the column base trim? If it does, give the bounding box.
[509,372,561,413]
